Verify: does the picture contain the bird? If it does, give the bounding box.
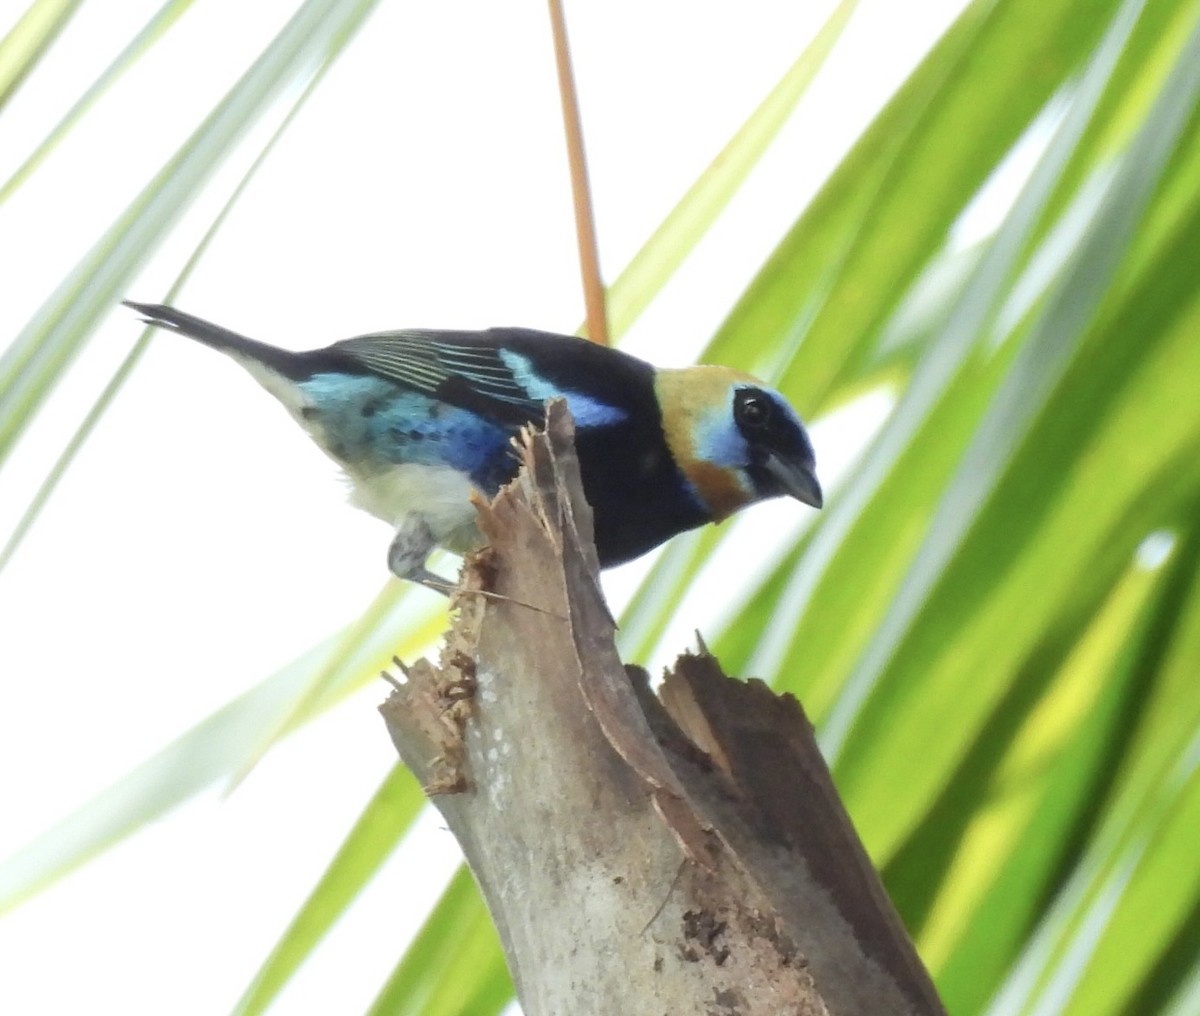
[125,301,822,590]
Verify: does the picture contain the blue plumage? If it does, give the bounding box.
[126,301,822,590]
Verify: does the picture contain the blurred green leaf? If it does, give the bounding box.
[885,553,1173,1015]
[0,41,331,577]
[984,518,1200,1016]
[0,0,83,113]
[366,866,511,1016]
[0,0,382,468]
[706,0,1124,403]
[0,584,442,914]
[1085,559,1200,1016]
[0,0,197,205]
[637,3,1200,1014]
[834,3,1200,859]
[232,763,426,1016]
[634,0,1131,680]
[603,0,859,340]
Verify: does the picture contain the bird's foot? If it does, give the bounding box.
[386,517,566,617]
[387,519,454,595]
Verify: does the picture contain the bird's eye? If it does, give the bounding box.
[735,390,772,430]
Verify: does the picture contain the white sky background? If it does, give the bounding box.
[0,2,969,1012]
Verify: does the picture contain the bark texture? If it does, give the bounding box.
[380,401,946,1016]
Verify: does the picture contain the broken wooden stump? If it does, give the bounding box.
[380,401,946,1016]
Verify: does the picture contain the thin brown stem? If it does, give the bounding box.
[547,0,609,345]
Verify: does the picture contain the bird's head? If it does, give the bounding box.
[655,366,822,521]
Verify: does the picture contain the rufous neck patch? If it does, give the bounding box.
[655,366,759,520]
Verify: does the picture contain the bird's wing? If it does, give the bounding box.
[330,329,546,420]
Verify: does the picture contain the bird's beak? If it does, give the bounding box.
[764,452,823,509]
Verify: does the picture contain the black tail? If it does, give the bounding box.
[123,301,315,381]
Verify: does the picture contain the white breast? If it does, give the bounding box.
[347,463,484,554]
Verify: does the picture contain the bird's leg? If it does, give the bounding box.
[386,516,567,617]
[387,517,452,595]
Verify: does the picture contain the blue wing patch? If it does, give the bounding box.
[498,350,628,427]
[330,331,628,430]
